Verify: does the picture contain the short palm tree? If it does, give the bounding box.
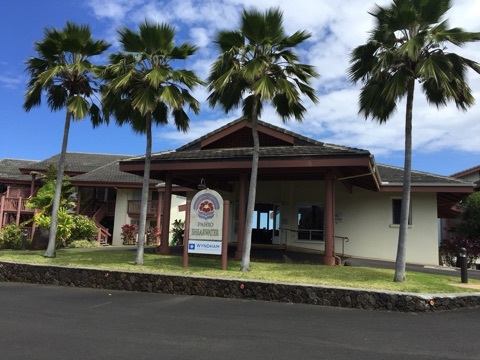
[24,22,110,257]
[348,0,480,282]
[208,8,319,272]
[102,21,203,265]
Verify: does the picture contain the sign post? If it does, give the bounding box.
[183,189,229,270]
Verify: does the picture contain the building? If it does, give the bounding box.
[0,153,187,245]
[119,118,473,265]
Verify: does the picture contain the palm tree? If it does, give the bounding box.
[24,22,110,258]
[207,8,319,272]
[348,0,480,282]
[102,21,203,265]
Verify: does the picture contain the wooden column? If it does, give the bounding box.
[236,173,247,260]
[158,175,172,255]
[156,189,163,245]
[323,172,336,265]
[30,174,36,197]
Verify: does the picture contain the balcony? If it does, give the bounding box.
[127,200,159,218]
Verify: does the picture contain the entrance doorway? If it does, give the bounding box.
[252,203,280,245]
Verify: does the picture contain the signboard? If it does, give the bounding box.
[188,189,223,255]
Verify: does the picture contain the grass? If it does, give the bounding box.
[1,249,479,294]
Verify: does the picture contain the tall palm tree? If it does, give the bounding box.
[208,8,319,272]
[348,0,480,282]
[24,22,110,258]
[102,21,203,265]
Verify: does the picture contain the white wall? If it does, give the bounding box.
[111,189,186,246]
[270,181,439,265]
[112,189,134,246]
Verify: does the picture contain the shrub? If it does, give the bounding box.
[170,219,185,245]
[34,207,75,248]
[0,224,23,250]
[68,239,99,248]
[121,224,138,245]
[146,226,160,245]
[70,215,97,241]
[439,237,480,268]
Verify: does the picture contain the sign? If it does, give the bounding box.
[188,189,224,255]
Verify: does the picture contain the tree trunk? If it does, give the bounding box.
[241,98,260,272]
[393,79,415,282]
[136,113,152,265]
[44,111,72,258]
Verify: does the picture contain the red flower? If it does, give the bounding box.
[199,200,214,213]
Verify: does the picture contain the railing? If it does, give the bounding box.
[298,229,324,241]
[1,197,34,213]
[93,219,110,246]
[280,228,350,256]
[93,203,106,223]
[127,200,158,217]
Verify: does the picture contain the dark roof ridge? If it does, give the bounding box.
[451,164,480,178]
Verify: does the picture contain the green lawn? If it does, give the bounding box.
[1,249,479,294]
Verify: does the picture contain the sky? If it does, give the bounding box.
[1,0,480,176]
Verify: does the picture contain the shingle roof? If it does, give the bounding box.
[376,164,472,186]
[0,159,39,181]
[20,152,133,174]
[150,144,369,162]
[71,159,160,185]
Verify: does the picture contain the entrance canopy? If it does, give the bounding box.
[120,118,380,192]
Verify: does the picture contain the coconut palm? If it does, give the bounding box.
[102,21,203,265]
[348,0,480,282]
[24,22,110,257]
[207,8,319,272]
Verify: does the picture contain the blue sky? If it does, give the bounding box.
[1,0,480,176]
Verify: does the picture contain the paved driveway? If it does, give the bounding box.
[1,282,479,360]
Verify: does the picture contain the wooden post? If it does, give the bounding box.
[323,172,335,265]
[236,174,247,260]
[182,200,191,268]
[156,190,163,245]
[159,175,172,255]
[222,200,230,270]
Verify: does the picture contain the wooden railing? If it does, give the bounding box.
[93,219,110,246]
[127,200,158,217]
[1,197,34,213]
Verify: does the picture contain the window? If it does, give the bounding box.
[392,199,411,225]
[297,205,324,240]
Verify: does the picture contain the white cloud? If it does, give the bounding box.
[84,0,480,160]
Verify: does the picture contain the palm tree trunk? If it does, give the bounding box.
[44,111,72,258]
[393,79,415,282]
[241,98,260,272]
[136,113,152,265]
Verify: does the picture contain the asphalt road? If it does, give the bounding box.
[1,282,479,360]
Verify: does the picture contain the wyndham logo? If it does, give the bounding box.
[188,244,195,250]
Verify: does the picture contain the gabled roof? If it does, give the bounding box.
[0,158,39,182]
[147,118,370,162]
[451,165,480,178]
[177,117,327,151]
[20,152,132,175]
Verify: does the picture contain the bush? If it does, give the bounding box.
[68,239,99,248]
[70,215,97,241]
[170,219,185,245]
[34,207,75,248]
[0,224,23,250]
[121,224,138,245]
[146,226,160,245]
[439,237,480,268]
